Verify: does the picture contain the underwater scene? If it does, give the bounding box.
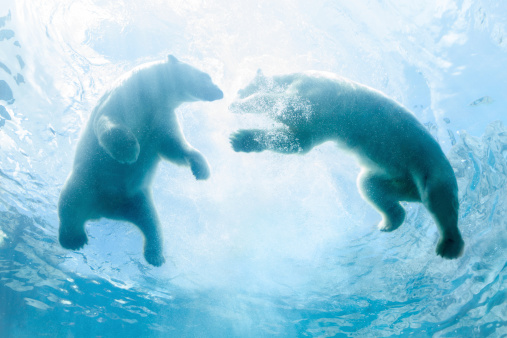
[0,0,506,337]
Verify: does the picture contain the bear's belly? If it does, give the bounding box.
[76,145,160,200]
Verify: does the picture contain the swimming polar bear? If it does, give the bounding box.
[230,70,464,259]
[58,55,223,266]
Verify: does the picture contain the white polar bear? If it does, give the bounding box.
[58,55,223,266]
[230,70,464,259]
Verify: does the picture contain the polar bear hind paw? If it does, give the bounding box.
[144,248,166,267]
[436,236,464,259]
[378,219,403,232]
[377,205,405,232]
[59,229,88,250]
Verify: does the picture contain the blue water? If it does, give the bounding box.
[1,1,506,337]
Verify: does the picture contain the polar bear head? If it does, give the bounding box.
[237,69,271,99]
[166,55,223,103]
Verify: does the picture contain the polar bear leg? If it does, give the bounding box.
[187,150,211,180]
[417,174,464,259]
[120,192,165,267]
[230,129,268,152]
[95,115,140,164]
[357,170,419,232]
[58,180,91,250]
[230,128,310,154]
[159,136,210,180]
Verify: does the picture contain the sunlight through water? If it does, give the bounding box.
[1,0,506,336]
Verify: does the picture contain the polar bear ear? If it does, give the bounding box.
[167,55,178,63]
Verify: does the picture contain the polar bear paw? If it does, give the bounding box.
[59,228,88,250]
[188,151,210,180]
[436,236,464,259]
[230,129,265,153]
[378,220,402,232]
[99,126,140,164]
[144,247,166,267]
[378,206,405,232]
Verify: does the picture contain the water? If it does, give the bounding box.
[1,0,506,337]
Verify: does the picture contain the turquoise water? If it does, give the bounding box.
[1,1,506,337]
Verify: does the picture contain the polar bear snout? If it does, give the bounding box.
[198,83,223,101]
[229,101,242,114]
[228,97,264,115]
[208,85,224,101]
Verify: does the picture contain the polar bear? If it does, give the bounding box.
[230,70,464,259]
[58,55,223,266]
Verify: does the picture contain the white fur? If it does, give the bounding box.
[230,71,464,259]
[58,56,223,266]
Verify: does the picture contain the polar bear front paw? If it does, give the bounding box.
[99,127,140,164]
[188,151,210,180]
[230,129,265,153]
[436,236,464,259]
